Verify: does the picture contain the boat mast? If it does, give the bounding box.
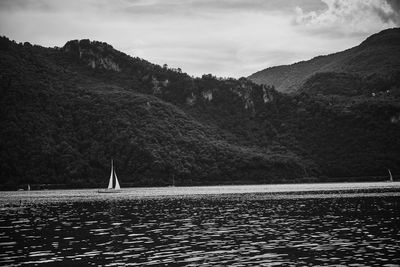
[108,159,114,189]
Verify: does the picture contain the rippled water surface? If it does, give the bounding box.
[1,183,400,266]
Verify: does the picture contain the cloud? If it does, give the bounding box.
[0,0,398,78]
[0,0,326,18]
[294,0,400,35]
[1,0,320,78]
[384,0,400,24]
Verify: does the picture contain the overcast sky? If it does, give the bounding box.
[0,0,399,78]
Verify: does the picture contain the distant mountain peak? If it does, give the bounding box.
[248,27,400,94]
[360,28,400,47]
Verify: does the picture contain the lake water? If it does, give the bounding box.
[1,182,400,266]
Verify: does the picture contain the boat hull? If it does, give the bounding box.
[97,189,122,193]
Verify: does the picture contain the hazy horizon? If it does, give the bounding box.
[1,0,399,78]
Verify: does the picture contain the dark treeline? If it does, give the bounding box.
[0,36,399,190]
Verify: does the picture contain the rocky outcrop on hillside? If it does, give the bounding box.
[63,39,121,71]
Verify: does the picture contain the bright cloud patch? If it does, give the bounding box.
[295,0,400,34]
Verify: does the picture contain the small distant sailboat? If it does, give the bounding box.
[98,159,122,193]
[388,169,393,182]
[27,184,30,191]
[171,175,175,187]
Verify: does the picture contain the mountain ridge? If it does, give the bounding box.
[248,28,400,94]
[0,33,399,190]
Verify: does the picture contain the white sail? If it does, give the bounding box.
[107,160,114,189]
[114,170,121,189]
[98,159,122,193]
[388,169,393,182]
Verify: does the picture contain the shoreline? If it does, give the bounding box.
[1,182,400,206]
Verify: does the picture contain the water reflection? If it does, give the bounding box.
[0,193,399,266]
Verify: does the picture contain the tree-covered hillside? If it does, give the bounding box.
[0,34,399,190]
[0,37,308,189]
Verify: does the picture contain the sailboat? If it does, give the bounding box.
[388,169,394,182]
[98,159,122,193]
[170,174,175,187]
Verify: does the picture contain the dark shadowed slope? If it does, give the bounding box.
[0,37,307,189]
[1,33,399,190]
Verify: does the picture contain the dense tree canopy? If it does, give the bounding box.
[0,36,399,190]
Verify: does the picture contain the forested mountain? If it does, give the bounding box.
[248,28,400,95]
[1,31,399,190]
